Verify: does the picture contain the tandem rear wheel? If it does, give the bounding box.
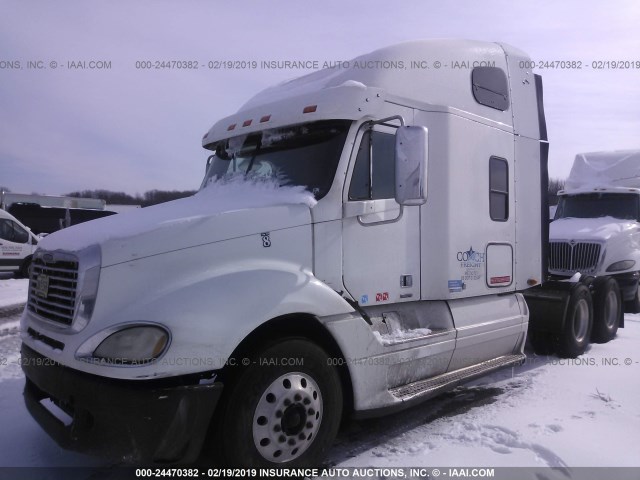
[556,283,593,358]
[591,276,622,343]
[624,283,640,314]
[530,277,622,358]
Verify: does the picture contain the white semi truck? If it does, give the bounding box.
[550,151,640,311]
[19,40,620,467]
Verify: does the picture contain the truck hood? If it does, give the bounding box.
[550,216,640,242]
[38,179,316,267]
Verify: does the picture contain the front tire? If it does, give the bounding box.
[214,339,342,468]
[16,256,32,279]
[591,277,621,343]
[556,284,593,358]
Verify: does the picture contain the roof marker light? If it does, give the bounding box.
[227,124,236,131]
[303,105,317,113]
[260,115,271,123]
[243,119,252,127]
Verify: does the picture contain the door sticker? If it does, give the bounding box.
[456,246,485,282]
[448,279,464,293]
[375,292,389,302]
[490,275,511,285]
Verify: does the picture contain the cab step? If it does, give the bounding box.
[389,354,525,402]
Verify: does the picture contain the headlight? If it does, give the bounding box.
[606,260,636,272]
[73,244,102,331]
[93,326,169,364]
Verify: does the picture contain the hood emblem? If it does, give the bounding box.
[43,254,54,263]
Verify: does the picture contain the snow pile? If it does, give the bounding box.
[332,317,640,469]
[337,80,367,89]
[39,176,316,252]
[566,150,640,190]
[373,327,433,345]
[0,278,28,309]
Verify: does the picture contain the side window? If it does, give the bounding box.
[0,220,29,244]
[472,67,509,111]
[11,221,29,243]
[0,220,13,242]
[489,157,509,221]
[348,130,395,200]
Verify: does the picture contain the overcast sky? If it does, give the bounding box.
[1,0,639,195]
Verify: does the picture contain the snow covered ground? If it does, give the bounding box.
[0,276,639,478]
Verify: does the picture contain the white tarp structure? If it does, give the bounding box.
[565,150,640,190]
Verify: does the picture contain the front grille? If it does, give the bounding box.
[28,256,79,325]
[549,241,602,274]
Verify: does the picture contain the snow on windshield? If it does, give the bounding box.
[199,173,316,207]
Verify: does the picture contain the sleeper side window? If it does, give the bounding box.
[348,129,395,200]
[489,157,509,221]
[472,67,510,111]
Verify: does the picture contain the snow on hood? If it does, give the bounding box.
[39,177,316,265]
[550,216,639,241]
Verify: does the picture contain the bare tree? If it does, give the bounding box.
[548,178,566,206]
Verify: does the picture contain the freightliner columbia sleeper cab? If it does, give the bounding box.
[20,40,621,467]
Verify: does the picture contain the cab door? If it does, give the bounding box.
[0,217,31,272]
[342,123,421,306]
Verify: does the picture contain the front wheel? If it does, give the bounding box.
[16,256,32,279]
[213,339,342,468]
[556,284,593,358]
[591,277,621,343]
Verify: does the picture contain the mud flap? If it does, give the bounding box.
[523,281,575,334]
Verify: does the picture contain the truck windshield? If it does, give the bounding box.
[201,120,351,199]
[555,193,640,221]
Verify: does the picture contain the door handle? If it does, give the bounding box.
[343,198,400,218]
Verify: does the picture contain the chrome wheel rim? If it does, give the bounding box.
[253,372,322,463]
[573,298,589,343]
[604,290,619,329]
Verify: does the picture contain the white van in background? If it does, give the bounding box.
[0,209,38,278]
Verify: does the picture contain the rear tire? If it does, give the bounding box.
[624,283,640,314]
[591,277,621,343]
[556,284,593,358]
[211,339,342,468]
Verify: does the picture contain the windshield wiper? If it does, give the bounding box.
[244,139,262,176]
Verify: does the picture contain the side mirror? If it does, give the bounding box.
[395,126,428,206]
